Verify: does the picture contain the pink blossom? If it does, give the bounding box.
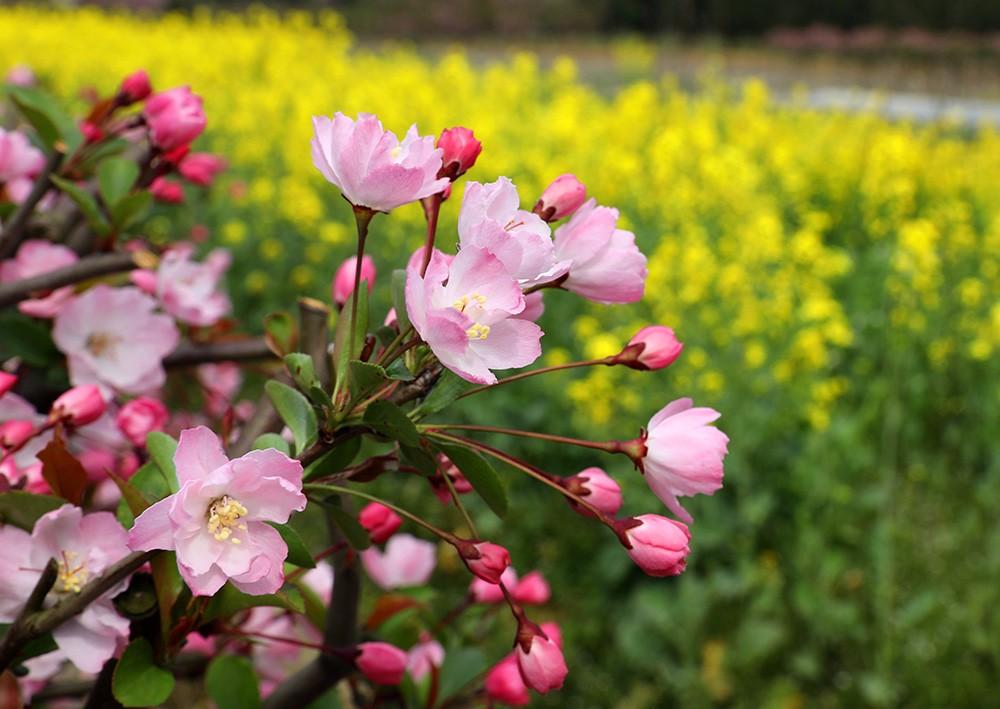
[461,541,511,584]
[156,246,231,326]
[516,291,545,322]
[5,64,35,87]
[116,397,169,446]
[332,255,376,306]
[437,126,482,179]
[620,325,683,370]
[50,385,106,426]
[150,176,185,203]
[198,362,242,417]
[358,502,402,544]
[642,398,729,523]
[552,199,647,304]
[0,371,16,397]
[53,286,179,396]
[516,625,567,694]
[0,505,132,672]
[534,174,586,222]
[144,86,206,152]
[512,571,551,605]
[0,127,44,203]
[130,268,158,294]
[568,467,623,516]
[0,240,79,318]
[128,426,306,595]
[18,650,66,704]
[470,566,518,604]
[311,112,448,212]
[621,514,691,577]
[0,392,49,490]
[407,634,445,682]
[539,621,563,648]
[119,69,152,103]
[0,419,33,449]
[356,642,408,685]
[361,533,436,590]
[179,152,227,186]
[406,247,543,385]
[485,653,530,706]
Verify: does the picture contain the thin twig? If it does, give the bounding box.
[0,150,64,258]
[164,338,277,368]
[0,251,140,309]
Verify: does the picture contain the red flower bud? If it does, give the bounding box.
[0,372,17,398]
[437,126,482,180]
[144,86,206,152]
[116,397,169,447]
[460,541,511,584]
[150,177,185,204]
[80,121,103,144]
[178,152,227,187]
[355,641,408,685]
[620,514,691,577]
[119,69,152,104]
[50,385,105,426]
[516,625,568,694]
[511,570,551,606]
[533,173,586,222]
[617,325,683,370]
[485,654,530,706]
[332,255,376,306]
[358,502,402,544]
[0,420,34,450]
[566,467,623,517]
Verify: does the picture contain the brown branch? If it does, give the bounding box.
[298,297,331,388]
[164,338,277,368]
[388,363,443,406]
[0,150,64,259]
[0,251,141,309]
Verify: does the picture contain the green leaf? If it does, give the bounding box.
[270,521,315,568]
[399,443,439,477]
[303,436,361,482]
[253,433,291,456]
[289,575,327,630]
[113,573,159,620]
[332,285,368,399]
[436,444,508,518]
[76,137,129,171]
[285,352,319,391]
[385,358,415,381]
[438,647,488,700]
[112,638,175,707]
[146,431,179,492]
[202,584,304,623]
[205,655,262,709]
[7,85,83,152]
[50,174,110,235]
[363,400,421,447]
[411,370,471,418]
[97,157,139,208]
[265,380,318,455]
[0,314,61,366]
[116,462,170,527]
[110,191,152,230]
[324,504,371,550]
[391,269,411,333]
[151,552,184,637]
[349,360,388,400]
[0,492,63,531]
[264,311,296,357]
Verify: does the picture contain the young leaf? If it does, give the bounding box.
[49,175,110,235]
[269,521,316,568]
[112,638,175,707]
[37,430,88,505]
[205,655,262,709]
[391,269,411,333]
[348,360,388,400]
[202,584,304,622]
[302,435,361,482]
[7,85,83,152]
[265,380,318,455]
[411,370,471,418]
[436,444,508,518]
[385,358,415,382]
[97,157,139,208]
[110,191,152,230]
[0,491,63,531]
[146,431,179,492]
[252,432,291,456]
[363,400,421,447]
[285,352,319,392]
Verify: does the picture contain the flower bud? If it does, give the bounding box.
[143,86,206,152]
[0,420,34,450]
[406,634,445,682]
[150,177,184,204]
[539,621,563,648]
[0,371,17,397]
[485,654,530,706]
[516,625,568,694]
[355,641,408,685]
[358,502,402,544]
[616,325,683,370]
[437,126,482,180]
[533,173,586,222]
[566,467,622,517]
[116,397,169,447]
[178,152,227,187]
[511,570,551,606]
[80,121,103,144]
[470,566,517,604]
[332,255,376,306]
[50,385,105,426]
[130,269,158,294]
[460,541,511,584]
[619,514,691,577]
[119,69,152,104]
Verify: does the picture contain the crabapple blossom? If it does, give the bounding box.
[0,240,78,318]
[0,392,49,490]
[0,127,44,203]
[178,152,226,186]
[119,69,151,103]
[361,533,437,589]
[516,624,568,694]
[567,467,623,516]
[533,173,586,221]
[50,385,106,426]
[128,425,306,595]
[619,325,683,370]
[0,419,33,449]
[512,571,551,605]
[461,541,511,584]
[437,126,482,180]
[116,397,169,446]
[332,254,376,305]
[407,634,445,681]
[144,86,206,151]
[485,654,530,706]
[155,245,231,326]
[470,566,518,604]
[620,514,691,577]
[197,362,242,417]
[0,371,15,397]
[355,642,408,685]
[358,502,402,544]
[150,176,185,203]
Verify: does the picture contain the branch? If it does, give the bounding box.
[0,149,64,259]
[298,297,331,388]
[0,251,141,309]
[163,338,277,368]
[388,363,443,406]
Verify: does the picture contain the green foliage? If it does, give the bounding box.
[205,655,262,709]
[266,379,318,455]
[113,638,175,707]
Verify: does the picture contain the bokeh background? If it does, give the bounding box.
[4,2,1000,706]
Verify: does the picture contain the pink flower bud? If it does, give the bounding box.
[470,566,518,604]
[437,126,482,180]
[80,121,103,144]
[130,269,158,294]
[620,514,691,577]
[50,385,105,426]
[332,255,376,306]
[533,174,586,222]
[485,654,530,706]
[516,626,568,694]
[0,420,34,450]
[178,152,227,187]
[511,571,551,606]
[144,86,206,152]
[618,325,683,370]
[539,621,563,648]
[358,502,402,544]
[461,541,511,584]
[406,634,445,682]
[567,467,622,517]
[150,177,184,204]
[120,69,152,104]
[116,397,169,447]
[356,641,408,685]
[0,371,16,397]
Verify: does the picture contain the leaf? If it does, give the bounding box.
[112,638,175,707]
[332,285,368,399]
[348,360,388,400]
[7,85,83,152]
[436,444,508,519]
[265,380,318,455]
[303,436,361,482]
[37,429,88,505]
[202,584,304,623]
[365,594,423,630]
[391,269,411,333]
[76,137,128,171]
[49,175,110,235]
[324,504,371,551]
[437,647,488,700]
[411,370,471,418]
[116,462,170,527]
[269,521,315,568]
[288,575,327,630]
[110,191,152,230]
[146,431,179,492]
[0,314,61,366]
[363,400,421,447]
[385,358,415,381]
[113,573,159,620]
[399,443,439,477]
[108,465,153,518]
[151,552,184,637]
[97,157,139,208]
[285,352,319,391]
[205,655,262,709]
[252,433,290,456]
[0,492,63,530]
[263,312,296,357]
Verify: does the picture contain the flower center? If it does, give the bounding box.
[206,495,248,544]
[453,293,486,313]
[389,145,404,161]
[56,550,89,594]
[466,324,491,340]
[85,331,120,358]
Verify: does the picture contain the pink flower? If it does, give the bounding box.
[406,247,543,385]
[50,385,106,426]
[144,86,206,152]
[641,398,729,523]
[437,126,482,180]
[0,419,33,449]
[512,571,551,605]
[619,325,683,370]
[128,426,306,595]
[458,178,568,288]
[407,634,445,682]
[361,533,436,590]
[460,541,511,584]
[539,621,563,648]
[116,397,169,446]
[0,392,49,490]
[311,112,448,212]
[533,174,586,222]
[178,152,227,186]
[53,286,179,396]
[516,625,567,694]
[198,362,242,417]
[485,654,530,706]
[0,240,79,318]
[5,64,35,87]
[620,514,691,577]
[356,642,408,685]
[0,505,132,672]
[552,199,647,304]
[470,566,518,604]
[156,246,231,326]
[242,607,322,696]
[358,502,402,544]
[150,176,185,203]
[0,127,44,203]
[516,291,545,322]
[0,371,16,397]
[119,69,152,103]
[332,255,376,306]
[567,467,623,516]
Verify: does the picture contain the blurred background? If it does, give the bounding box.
[3,1,1000,706]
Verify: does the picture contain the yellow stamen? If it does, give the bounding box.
[56,550,89,594]
[453,293,487,312]
[466,324,491,340]
[207,495,249,544]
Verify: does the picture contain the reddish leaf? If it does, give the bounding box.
[37,427,88,505]
[365,594,423,630]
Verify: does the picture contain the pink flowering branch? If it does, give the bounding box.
[0,250,143,308]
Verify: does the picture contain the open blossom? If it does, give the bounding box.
[361,533,437,589]
[0,392,49,490]
[53,286,179,396]
[144,86,206,151]
[485,654,530,706]
[407,634,445,681]
[516,625,568,694]
[0,127,45,203]
[128,426,306,595]
[0,505,132,672]
[156,245,231,326]
[641,398,729,523]
[311,112,448,212]
[0,240,79,318]
[406,247,542,385]
[621,514,691,577]
[332,254,376,306]
[552,199,647,304]
[116,397,169,446]
[458,178,568,288]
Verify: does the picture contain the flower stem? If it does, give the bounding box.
[458,357,616,399]
[349,207,375,361]
[420,192,443,276]
[420,423,627,456]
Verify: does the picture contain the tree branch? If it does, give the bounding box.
[0,150,64,259]
[164,338,277,368]
[388,363,443,405]
[298,297,331,388]
[0,251,141,309]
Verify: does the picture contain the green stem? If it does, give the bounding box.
[349,207,374,361]
[458,357,615,399]
[421,423,627,455]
